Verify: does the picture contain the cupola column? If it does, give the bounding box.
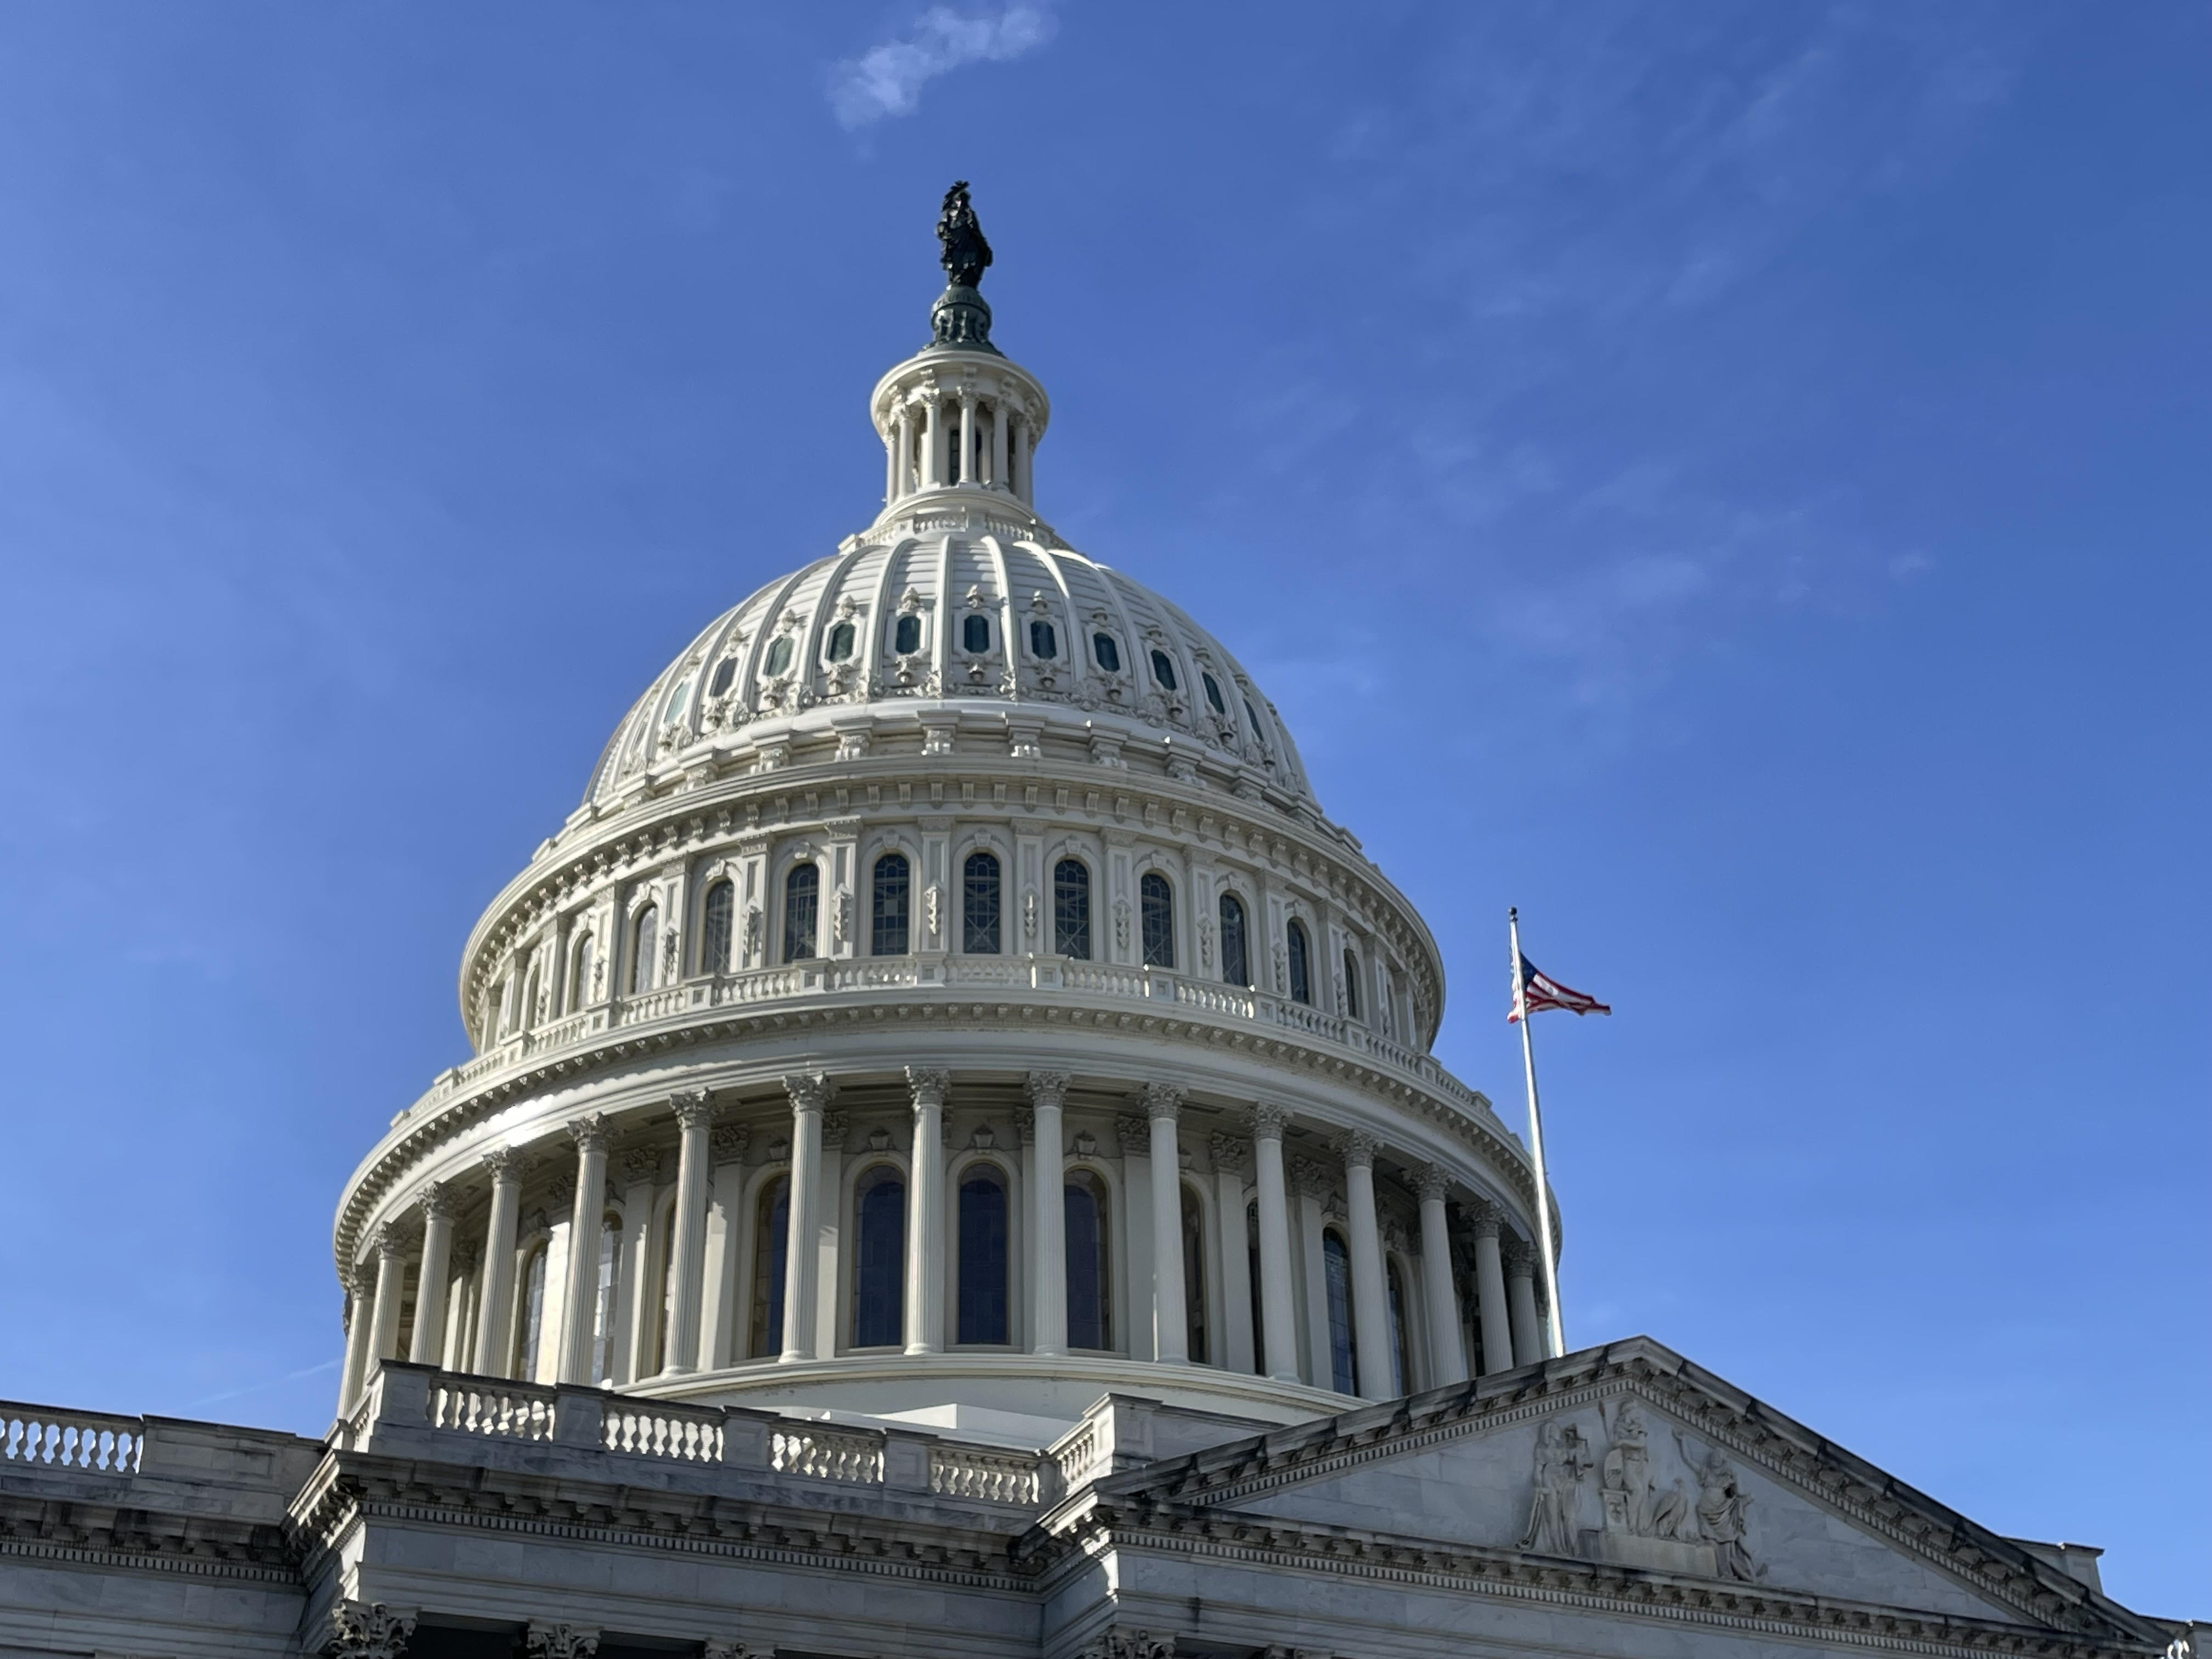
[990,401,1008,488]
[1470,1202,1515,1375]
[779,1075,831,1362]
[903,1068,950,1355]
[1249,1105,1302,1384]
[1014,418,1033,504]
[894,407,915,500]
[1145,1084,1188,1365]
[473,1148,524,1378]
[922,396,943,489]
[1341,1134,1393,1401]
[407,1183,456,1366]
[1415,1166,1469,1385]
[1210,1132,1256,1375]
[1504,1238,1543,1368]
[556,1115,612,1384]
[336,1271,373,1414]
[957,395,977,485]
[1025,1071,1070,1356]
[662,1091,716,1374]
[366,1224,408,1371]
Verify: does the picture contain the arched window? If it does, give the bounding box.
[1092,633,1121,673]
[1181,1184,1209,1365]
[708,656,737,697]
[764,635,794,676]
[962,613,991,653]
[963,851,1002,954]
[1201,672,1227,715]
[1150,649,1178,692]
[1386,1259,1411,1398]
[1065,1171,1113,1351]
[514,1244,549,1383]
[569,933,594,1011]
[956,1165,1011,1345]
[590,1215,622,1384]
[702,880,735,975]
[1218,894,1250,987]
[1384,968,1401,1039]
[851,1166,906,1348]
[630,904,659,995]
[1286,919,1312,1006]
[1342,948,1361,1019]
[1139,872,1175,968]
[749,1176,789,1359]
[1029,619,1057,658]
[1053,858,1091,960]
[826,620,856,662]
[782,865,819,962]
[642,1192,678,1376]
[521,967,540,1031]
[1322,1231,1357,1395]
[1246,1201,1265,1374]
[894,613,923,655]
[871,853,911,955]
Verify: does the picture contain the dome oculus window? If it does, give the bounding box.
[1149,650,1177,692]
[826,621,856,662]
[1029,619,1057,659]
[1201,672,1226,716]
[1092,633,1121,674]
[708,657,737,697]
[894,613,923,655]
[764,636,794,676]
[962,614,991,653]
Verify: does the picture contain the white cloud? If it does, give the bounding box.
[828,5,1056,130]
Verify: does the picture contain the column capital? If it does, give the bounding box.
[1024,1069,1071,1110]
[323,1600,418,1659]
[621,1146,664,1186]
[481,1145,525,1181]
[1415,1163,1452,1203]
[568,1113,612,1154]
[671,1088,715,1131]
[526,1621,603,1659]
[1249,1102,1289,1139]
[372,1223,408,1259]
[1013,1105,1036,1146]
[1502,1235,1536,1277]
[712,1121,751,1163]
[783,1072,835,1114]
[1339,1130,1379,1170]
[1290,1154,1330,1199]
[1143,1081,1184,1121]
[1468,1199,1505,1240]
[420,1181,456,1223]
[1115,1113,1147,1152]
[1209,1132,1251,1174]
[905,1066,952,1109]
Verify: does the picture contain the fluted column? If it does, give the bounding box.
[661,1090,716,1375]
[990,402,1008,488]
[555,1115,611,1384]
[1014,418,1034,503]
[472,1149,523,1376]
[922,396,943,488]
[1210,1132,1255,1375]
[337,1269,373,1414]
[1026,1070,1069,1356]
[1250,1105,1301,1384]
[1341,1133,1392,1400]
[407,1183,456,1365]
[904,1067,950,1355]
[957,396,976,485]
[1416,1166,1469,1385]
[1471,1202,1515,1374]
[1504,1238,1543,1368]
[366,1224,407,1372]
[780,1074,830,1362]
[1145,1082,1188,1364]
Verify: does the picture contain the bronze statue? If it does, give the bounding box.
[936,181,992,290]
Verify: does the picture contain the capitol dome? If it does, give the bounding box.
[331,185,1555,1446]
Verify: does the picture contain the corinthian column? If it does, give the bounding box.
[336,1269,373,1414]
[407,1183,456,1366]
[1250,1104,1301,1384]
[1146,1082,1188,1365]
[1341,1133,1393,1400]
[366,1224,407,1373]
[1470,1201,1515,1375]
[1504,1237,1543,1368]
[663,1090,716,1375]
[1416,1166,1469,1385]
[1210,1131,1255,1375]
[473,1147,524,1377]
[1026,1070,1069,1356]
[780,1074,831,1362]
[556,1115,611,1384]
[904,1067,950,1355]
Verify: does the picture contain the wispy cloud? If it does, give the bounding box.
[189,1357,338,1410]
[828,5,1056,130]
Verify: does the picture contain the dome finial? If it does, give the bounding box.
[930,181,998,352]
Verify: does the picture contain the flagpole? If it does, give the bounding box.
[1509,907,1566,1358]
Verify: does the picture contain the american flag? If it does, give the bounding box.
[1509,955,1611,1022]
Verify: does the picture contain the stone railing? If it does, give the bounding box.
[425,1377,556,1443]
[0,1403,143,1474]
[770,1424,884,1485]
[603,1399,723,1463]
[1048,1420,1102,1494]
[930,1443,1040,1505]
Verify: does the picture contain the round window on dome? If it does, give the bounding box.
[962,614,991,654]
[1092,633,1121,674]
[1202,672,1226,716]
[764,636,794,676]
[894,613,923,655]
[1149,650,1177,692]
[708,657,737,697]
[826,621,856,662]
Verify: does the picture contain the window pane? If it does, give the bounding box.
[957,1169,1010,1345]
[1218,895,1249,987]
[853,1167,906,1348]
[708,657,737,697]
[571,934,595,1008]
[826,620,856,662]
[516,1248,548,1381]
[1150,649,1178,692]
[894,613,922,654]
[1053,859,1091,960]
[590,1219,622,1383]
[1029,619,1057,659]
[1065,1175,1111,1351]
[963,613,990,653]
[1342,949,1360,1018]
[1202,672,1226,715]
[1140,873,1174,968]
[765,636,793,676]
[1288,920,1311,1005]
[1092,633,1120,674]
[750,1177,789,1358]
[1181,1186,1207,1365]
[1323,1233,1357,1395]
[1246,1203,1265,1375]
[631,905,658,995]
[872,854,911,956]
[1387,1261,1410,1397]
[702,882,735,974]
[783,866,819,962]
[963,851,1002,954]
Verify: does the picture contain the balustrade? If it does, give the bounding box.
[602,1401,723,1462]
[770,1425,884,1485]
[426,1379,555,1442]
[0,1404,142,1474]
[932,1444,1040,1505]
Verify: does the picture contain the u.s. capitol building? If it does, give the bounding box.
[1,188,2196,1659]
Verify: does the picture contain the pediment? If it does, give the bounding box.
[1098,1339,2160,1649]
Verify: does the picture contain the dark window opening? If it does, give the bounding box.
[894,613,923,654]
[1150,650,1178,692]
[826,620,856,662]
[1093,633,1121,673]
[1139,873,1175,968]
[1202,672,1226,715]
[1054,859,1092,960]
[872,854,911,956]
[962,613,991,653]
[963,851,1002,954]
[1029,619,1058,658]
[957,1169,1011,1345]
[1219,894,1250,988]
[782,865,819,962]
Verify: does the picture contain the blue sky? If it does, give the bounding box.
[0,1,2204,1612]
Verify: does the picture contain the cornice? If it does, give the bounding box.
[0,1494,300,1586]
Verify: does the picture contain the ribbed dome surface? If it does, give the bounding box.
[583,535,1315,809]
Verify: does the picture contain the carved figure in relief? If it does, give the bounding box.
[1518,1419,1594,1555]
[925,884,942,938]
[742,904,762,965]
[1601,1400,1657,1534]
[1677,1432,1757,1581]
